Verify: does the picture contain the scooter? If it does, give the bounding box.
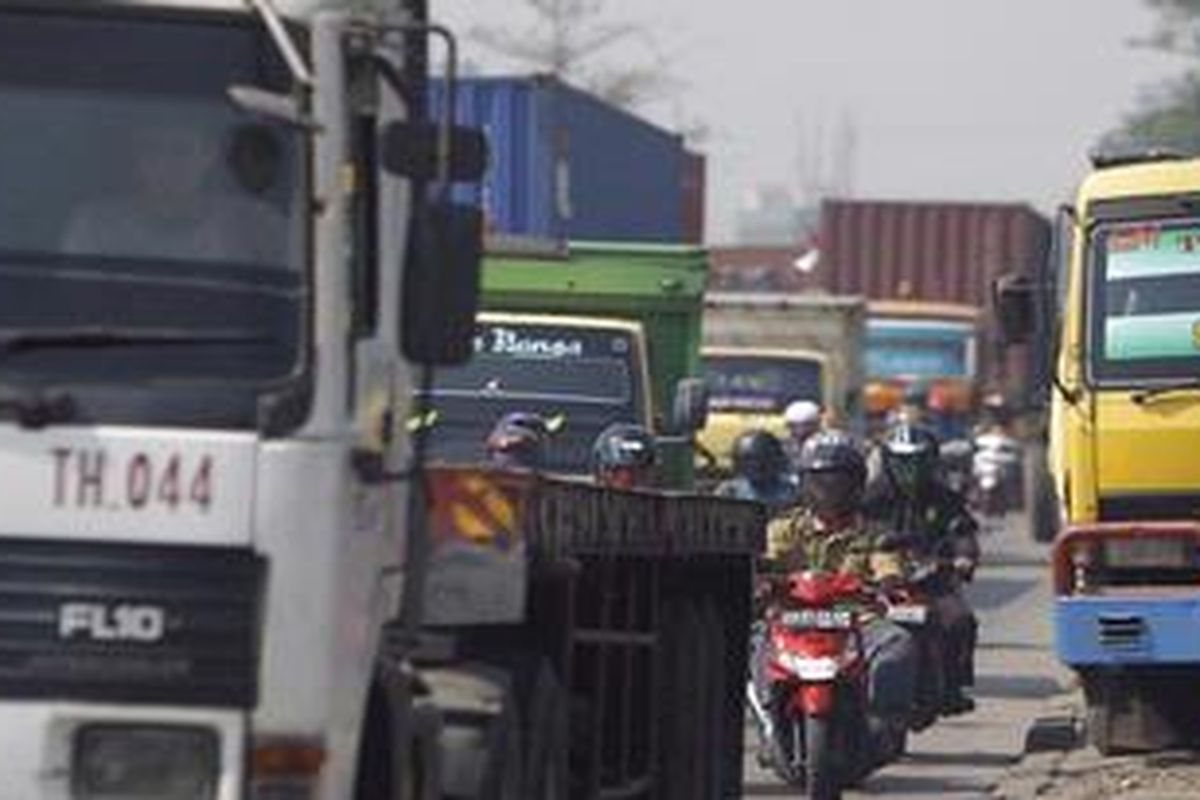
[972,430,1023,517]
[749,570,886,800]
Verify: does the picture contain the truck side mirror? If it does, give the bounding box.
[993,273,1036,346]
[381,121,489,182]
[401,199,482,365]
[670,378,710,435]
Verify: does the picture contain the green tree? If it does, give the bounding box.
[468,0,670,110]
[1109,0,1200,151]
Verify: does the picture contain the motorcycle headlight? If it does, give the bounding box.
[778,653,840,681]
[72,724,219,800]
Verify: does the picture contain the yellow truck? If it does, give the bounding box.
[698,293,866,471]
[998,151,1200,753]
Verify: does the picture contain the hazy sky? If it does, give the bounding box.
[434,1,1186,241]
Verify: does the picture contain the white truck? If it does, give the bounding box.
[0,3,765,800]
[0,1,491,797]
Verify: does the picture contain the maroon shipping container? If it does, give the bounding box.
[681,150,706,244]
[817,199,1051,391]
[818,199,1049,306]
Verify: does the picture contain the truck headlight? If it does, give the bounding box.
[72,724,218,800]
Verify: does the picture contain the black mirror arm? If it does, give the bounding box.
[361,22,460,195]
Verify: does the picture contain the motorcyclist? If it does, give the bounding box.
[972,391,1025,513]
[715,429,799,512]
[485,412,549,470]
[592,423,657,489]
[863,421,981,715]
[752,430,918,763]
[782,399,822,470]
[976,391,1014,434]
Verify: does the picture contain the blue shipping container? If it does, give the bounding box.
[431,75,688,242]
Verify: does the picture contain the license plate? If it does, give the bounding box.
[779,609,853,630]
[887,604,929,625]
[1103,537,1194,569]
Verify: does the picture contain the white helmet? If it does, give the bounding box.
[784,400,822,427]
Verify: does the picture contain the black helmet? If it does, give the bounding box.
[486,412,548,469]
[593,423,657,488]
[881,421,940,496]
[731,430,788,488]
[798,429,866,515]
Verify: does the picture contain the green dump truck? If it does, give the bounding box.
[422,238,709,487]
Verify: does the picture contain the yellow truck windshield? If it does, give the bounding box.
[1091,219,1200,382]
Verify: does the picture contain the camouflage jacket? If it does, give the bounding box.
[765,508,906,582]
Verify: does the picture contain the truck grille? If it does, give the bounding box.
[1098,614,1146,651]
[0,538,263,707]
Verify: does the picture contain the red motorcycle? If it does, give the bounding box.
[753,570,880,800]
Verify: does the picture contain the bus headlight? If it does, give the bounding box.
[72,724,218,800]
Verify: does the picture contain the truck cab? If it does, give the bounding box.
[1000,152,1200,752]
[698,347,826,471]
[0,1,486,796]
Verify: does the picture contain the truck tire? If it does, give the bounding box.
[355,668,441,800]
[1083,669,1200,755]
[659,600,706,800]
[423,665,524,799]
[1029,461,1059,544]
[523,661,569,800]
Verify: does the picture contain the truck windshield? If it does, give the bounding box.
[703,355,823,413]
[422,321,647,473]
[0,10,304,429]
[866,321,974,380]
[1090,219,1200,383]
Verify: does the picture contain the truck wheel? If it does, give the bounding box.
[1031,472,1059,544]
[803,716,841,800]
[354,670,441,800]
[424,666,524,799]
[354,679,398,800]
[523,661,569,800]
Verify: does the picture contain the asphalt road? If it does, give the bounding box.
[743,513,1071,798]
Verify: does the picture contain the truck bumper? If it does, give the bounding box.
[0,702,244,799]
[1056,594,1200,666]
